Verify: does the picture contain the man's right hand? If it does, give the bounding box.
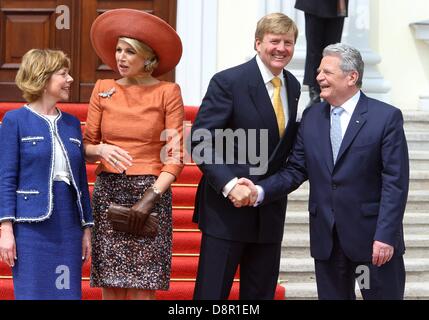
[228,178,258,207]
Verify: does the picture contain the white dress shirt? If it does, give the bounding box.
[255,54,289,125]
[330,90,361,138]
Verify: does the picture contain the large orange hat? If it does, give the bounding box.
[90,8,182,77]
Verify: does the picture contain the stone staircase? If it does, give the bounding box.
[279,110,429,300]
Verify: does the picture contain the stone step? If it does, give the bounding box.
[281,246,311,259]
[405,132,429,151]
[282,233,429,248]
[282,282,318,300]
[279,258,429,283]
[403,111,429,132]
[404,224,429,234]
[293,172,429,191]
[280,258,315,284]
[281,281,429,300]
[283,225,429,235]
[409,150,429,170]
[409,170,429,190]
[285,211,429,225]
[282,244,428,260]
[405,191,429,212]
[281,233,429,258]
[404,282,429,300]
[287,190,429,212]
[284,212,429,234]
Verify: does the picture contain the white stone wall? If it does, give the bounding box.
[371,0,429,110]
[217,0,260,71]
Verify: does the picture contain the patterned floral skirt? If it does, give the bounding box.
[90,172,172,290]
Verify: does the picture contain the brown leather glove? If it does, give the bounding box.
[107,203,159,237]
[129,187,161,235]
[140,211,159,237]
[107,203,130,233]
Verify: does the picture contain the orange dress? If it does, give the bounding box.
[85,79,184,289]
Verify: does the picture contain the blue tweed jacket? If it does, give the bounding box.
[0,105,93,226]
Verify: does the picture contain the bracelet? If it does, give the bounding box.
[151,186,162,196]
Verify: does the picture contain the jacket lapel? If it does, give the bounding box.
[247,58,280,146]
[283,70,299,131]
[269,70,301,159]
[335,92,368,165]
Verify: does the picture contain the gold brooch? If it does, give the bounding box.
[98,87,116,99]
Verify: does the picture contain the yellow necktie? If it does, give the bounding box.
[271,77,286,138]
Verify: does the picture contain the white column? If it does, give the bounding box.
[343,0,391,103]
[410,20,429,111]
[176,0,218,106]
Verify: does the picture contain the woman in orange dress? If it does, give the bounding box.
[84,9,184,300]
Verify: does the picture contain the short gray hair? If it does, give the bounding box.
[322,43,364,88]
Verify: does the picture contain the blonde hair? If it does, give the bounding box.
[119,37,159,74]
[15,49,70,103]
[255,13,298,44]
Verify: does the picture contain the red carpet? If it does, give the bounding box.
[0,102,285,300]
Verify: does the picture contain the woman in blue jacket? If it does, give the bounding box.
[0,49,93,300]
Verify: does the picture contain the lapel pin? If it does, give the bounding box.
[356,120,360,124]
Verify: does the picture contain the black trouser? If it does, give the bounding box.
[193,233,281,300]
[303,13,345,88]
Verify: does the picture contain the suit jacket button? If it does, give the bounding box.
[24,196,28,200]
[332,184,337,190]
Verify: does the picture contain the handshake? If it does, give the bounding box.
[228,178,258,208]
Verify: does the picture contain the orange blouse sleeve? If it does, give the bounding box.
[83,79,103,146]
[160,83,185,179]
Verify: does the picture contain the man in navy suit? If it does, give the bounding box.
[190,13,301,299]
[241,43,409,299]
[295,0,349,107]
